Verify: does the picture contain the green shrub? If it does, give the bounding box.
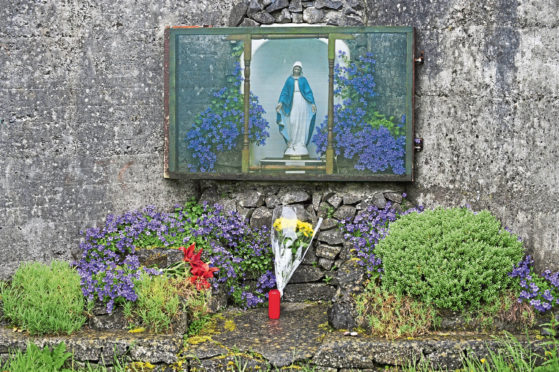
[125,273,182,333]
[1,342,72,372]
[376,207,524,311]
[1,261,86,335]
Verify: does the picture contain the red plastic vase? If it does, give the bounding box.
[268,289,281,319]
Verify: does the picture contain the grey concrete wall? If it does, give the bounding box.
[0,0,236,277]
[0,0,557,278]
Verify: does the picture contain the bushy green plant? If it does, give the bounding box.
[376,207,524,311]
[356,278,437,339]
[125,273,182,333]
[1,261,86,335]
[1,342,72,372]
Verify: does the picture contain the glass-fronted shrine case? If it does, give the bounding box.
[164,26,415,181]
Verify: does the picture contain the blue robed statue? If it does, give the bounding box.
[276,61,317,156]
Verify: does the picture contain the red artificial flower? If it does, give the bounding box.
[190,260,209,276]
[179,243,203,263]
[179,242,219,291]
[201,266,219,279]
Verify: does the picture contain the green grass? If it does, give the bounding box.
[0,342,129,372]
[355,278,437,339]
[403,320,559,372]
[1,261,86,335]
[1,342,72,372]
[125,273,182,333]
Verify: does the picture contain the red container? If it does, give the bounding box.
[268,289,281,319]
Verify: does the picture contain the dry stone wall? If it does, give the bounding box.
[1,0,558,279]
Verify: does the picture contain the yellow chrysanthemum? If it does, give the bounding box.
[297,221,314,237]
[273,217,298,231]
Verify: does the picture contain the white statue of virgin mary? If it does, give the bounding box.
[275,61,317,156]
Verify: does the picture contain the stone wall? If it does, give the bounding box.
[1,0,558,279]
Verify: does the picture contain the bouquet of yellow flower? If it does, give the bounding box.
[271,207,322,296]
[273,217,314,259]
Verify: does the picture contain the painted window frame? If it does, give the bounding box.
[164,26,416,182]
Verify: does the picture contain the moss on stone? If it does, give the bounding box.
[186,335,212,345]
[224,319,236,332]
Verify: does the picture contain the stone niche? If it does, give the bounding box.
[198,181,408,327]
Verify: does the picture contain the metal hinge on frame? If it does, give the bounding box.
[415,51,424,64]
[414,138,424,152]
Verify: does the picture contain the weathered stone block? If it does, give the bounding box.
[318,257,334,270]
[265,0,289,13]
[338,241,353,261]
[192,356,269,371]
[283,283,335,302]
[251,10,275,23]
[314,0,342,10]
[306,204,318,225]
[278,189,310,204]
[303,7,324,22]
[200,189,219,206]
[317,228,344,245]
[247,0,264,15]
[291,12,303,22]
[265,194,280,208]
[355,201,372,210]
[346,0,363,10]
[228,1,249,26]
[312,192,322,211]
[316,243,342,260]
[319,217,338,231]
[209,283,229,313]
[336,259,367,293]
[136,248,182,268]
[289,0,303,12]
[328,301,357,330]
[275,9,292,23]
[239,17,260,25]
[333,205,356,220]
[384,192,403,204]
[89,306,128,331]
[324,10,341,25]
[371,193,387,209]
[219,198,237,214]
[236,190,264,208]
[250,206,273,229]
[290,264,325,283]
[237,206,254,220]
[302,246,318,264]
[342,193,362,205]
[340,14,364,26]
[326,193,343,208]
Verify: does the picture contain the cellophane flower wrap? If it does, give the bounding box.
[271,206,322,296]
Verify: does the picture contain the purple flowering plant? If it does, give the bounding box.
[76,200,275,312]
[340,197,423,277]
[509,255,559,313]
[187,203,275,308]
[185,61,270,172]
[312,51,406,174]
